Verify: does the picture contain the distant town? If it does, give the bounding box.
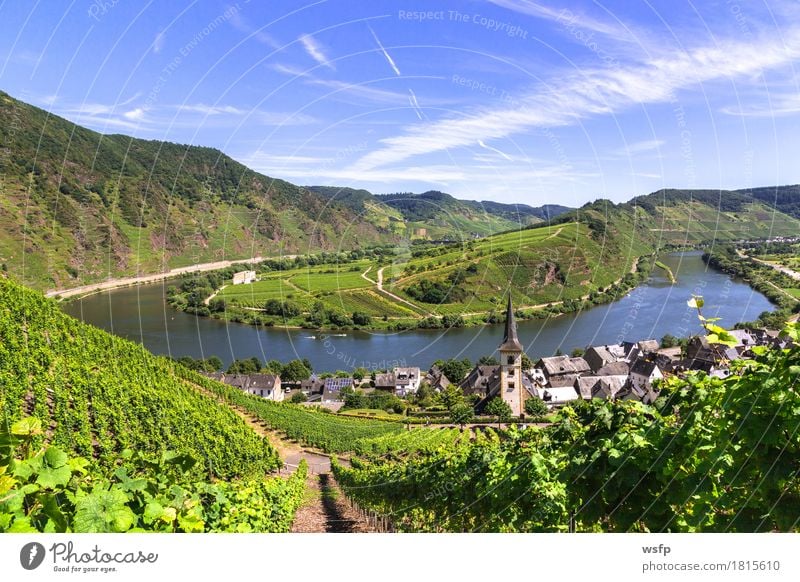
[201,295,794,419]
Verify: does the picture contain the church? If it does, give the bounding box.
[459,295,537,417]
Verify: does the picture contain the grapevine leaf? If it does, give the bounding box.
[11,417,42,437]
[74,488,135,532]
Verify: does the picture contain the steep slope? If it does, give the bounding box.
[625,188,800,241]
[0,91,395,290]
[0,275,279,479]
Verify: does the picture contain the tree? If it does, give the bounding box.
[352,311,371,326]
[477,355,499,366]
[521,353,534,370]
[439,358,472,384]
[226,357,261,374]
[206,356,223,372]
[660,333,679,348]
[440,385,465,410]
[485,397,513,428]
[449,402,474,429]
[352,367,369,381]
[571,347,585,358]
[280,359,312,382]
[290,392,308,404]
[265,359,284,375]
[524,397,548,419]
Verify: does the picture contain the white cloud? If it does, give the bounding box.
[152,31,166,54]
[344,31,800,173]
[123,108,146,120]
[487,0,634,40]
[298,34,334,70]
[228,10,280,48]
[721,93,800,117]
[614,139,665,156]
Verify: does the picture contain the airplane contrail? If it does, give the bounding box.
[478,139,513,161]
[368,25,401,76]
[408,89,423,120]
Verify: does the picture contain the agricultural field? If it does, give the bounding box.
[202,219,655,329]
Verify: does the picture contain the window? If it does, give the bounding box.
[508,382,515,390]
[507,356,515,365]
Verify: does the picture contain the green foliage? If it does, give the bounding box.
[485,398,513,426]
[0,425,306,533]
[524,397,549,419]
[449,403,475,428]
[281,359,312,382]
[290,392,308,404]
[435,358,472,384]
[0,278,279,479]
[187,372,402,453]
[335,326,800,532]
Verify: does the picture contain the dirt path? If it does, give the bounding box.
[185,378,374,532]
[291,474,376,533]
[375,266,432,316]
[361,265,377,285]
[45,255,299,300]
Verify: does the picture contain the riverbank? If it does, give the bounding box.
[167,256,652,333]
[60,251,776,372]
[45,255,277,300]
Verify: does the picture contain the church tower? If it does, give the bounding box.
[498,295,523,417]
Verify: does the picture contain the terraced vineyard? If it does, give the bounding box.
[188,372,404,453]
[335,325,800,532]
[0,277,280,479]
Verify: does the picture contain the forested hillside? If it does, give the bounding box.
[0,91,395,290]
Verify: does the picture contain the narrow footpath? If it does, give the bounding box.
[187,379,375,532]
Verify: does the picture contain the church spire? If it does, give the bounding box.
[498,294,523,352]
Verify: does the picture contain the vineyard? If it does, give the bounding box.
[0,278,280,479]
[0,417,306,533]
[187,371,404,453]
[335,325,800,532]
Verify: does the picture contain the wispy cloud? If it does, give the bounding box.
[721,93,800,117]
[487,0,634,40]
[368,25,401,76]
[345,31,800,173]
[152,31,166,54]
[408,89,423,119]
[299,33,334,70]
[614,139,665,157]
[228,10,280,48]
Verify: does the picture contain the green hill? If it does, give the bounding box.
[0,91,397,291]
[308,186,572,240]
[0,275,279,479]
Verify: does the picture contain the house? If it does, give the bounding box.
[300,374,325,395]
[539,386,580,406]
[374,372,396,392]
[424,365,451,392]
[322,377,353,402]
[247,374,283,401]
[536,355,591,387]
[584,344,626,372]
[460,365,502,399]
[628,359,663,403]
[595,361,630,376]
[394,367,421,396]
[685,336,739,370]
[232,270,256,285]
[574,375,630,401]
[622,339,661,362]
[222,374,251,391]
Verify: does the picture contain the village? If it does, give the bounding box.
[201,296,794,421]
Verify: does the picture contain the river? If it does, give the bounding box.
[62,252,774,372]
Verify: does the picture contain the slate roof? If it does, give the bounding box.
[249,374,279,391]
[538,355,591,377]
[498,295,523,352]
[595,361,630,376]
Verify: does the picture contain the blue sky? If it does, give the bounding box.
[1,0,799,206]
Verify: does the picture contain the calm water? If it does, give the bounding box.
[62,252,774,372]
